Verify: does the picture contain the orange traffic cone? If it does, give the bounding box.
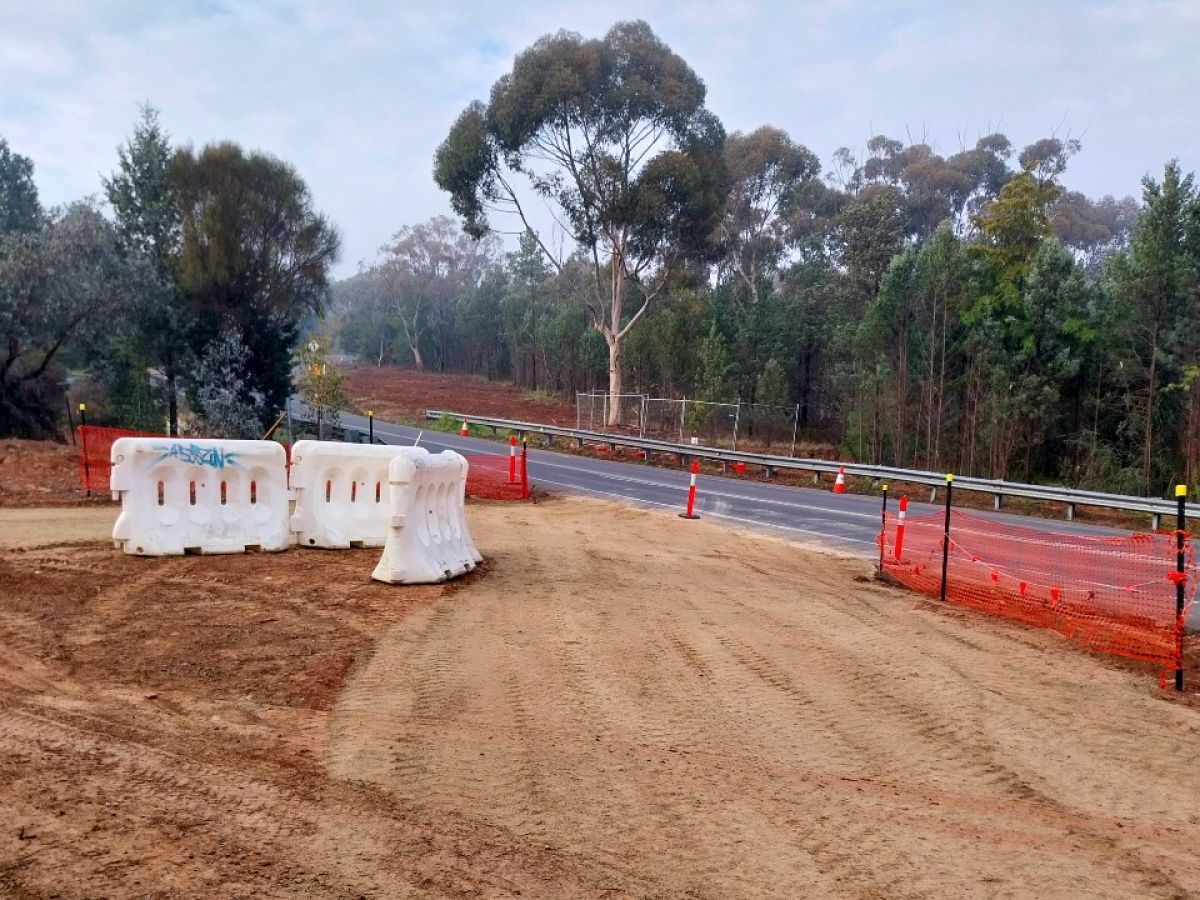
[832,465,846,494]
[460,419,469,437]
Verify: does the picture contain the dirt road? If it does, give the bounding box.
[1,499,1198,897]
[0,506,118,548]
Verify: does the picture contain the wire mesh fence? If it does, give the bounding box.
[576,392,646,435]
[576,392,801,454]
[737,402,799,454]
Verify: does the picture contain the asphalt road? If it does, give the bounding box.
[311,405,1129,553]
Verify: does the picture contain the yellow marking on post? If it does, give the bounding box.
[882,483,889,491]
[78,403,86,412]
[1176,484,1187,498]
[945,473,954,483]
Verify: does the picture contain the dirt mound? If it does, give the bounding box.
[0,438,104,508]
[345,365,577,426]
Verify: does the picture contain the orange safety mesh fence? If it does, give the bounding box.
[879,508,1194,676]
[76,425,160,492]
[77,426,294,491]
[464,454,529,501]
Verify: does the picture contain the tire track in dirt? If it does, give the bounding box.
[329,500,1200,899]
[677,565,1194,896]
[0,696,618,898]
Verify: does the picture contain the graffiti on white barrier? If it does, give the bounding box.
[150,443,238,469]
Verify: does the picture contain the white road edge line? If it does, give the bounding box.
[533,476,877,547]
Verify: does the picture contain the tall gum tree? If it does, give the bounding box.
[719,126,820,310]
[434,20,725,424]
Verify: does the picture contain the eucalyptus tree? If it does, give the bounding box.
[434,20,726,424]
[719,126,820,308]
[0,202,135,437]
[375,215,499,370]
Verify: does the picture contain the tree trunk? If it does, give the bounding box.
[1143,324,1158,493]
[167,367,178,436]
[606,336,622,427]
[895,322,908,467]
[934,302,948,471]
[605,249,627,427]
[1186,376,1200,489]
[922,292,938,469]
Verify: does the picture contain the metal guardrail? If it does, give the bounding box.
[427,408,1198,527]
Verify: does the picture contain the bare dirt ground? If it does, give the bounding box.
[0,439,106,509]
[1,498,1199,898]
[345,366,578,427]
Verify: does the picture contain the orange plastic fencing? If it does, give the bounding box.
[80,427,517,501]
[76,425,160,493]
[879,507,1194,678]
[464,453,529,501]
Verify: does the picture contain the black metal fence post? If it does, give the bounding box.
[1175,484,1186,692]
[940,473,953,603]
[880,483,889,572]
[368,409,374,444]
[79,403,90,497]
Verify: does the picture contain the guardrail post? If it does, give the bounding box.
[994,494,1002,511]
[929,486,937,503]
[1175,485,1186,692]
[1066,502,1076,521]
[940,474,954,604]
[1152,512,1162,531]
[764,465,774,479]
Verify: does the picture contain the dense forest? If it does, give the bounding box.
[334,23,1200,496]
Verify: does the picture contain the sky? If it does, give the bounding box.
[3,0,1197,277]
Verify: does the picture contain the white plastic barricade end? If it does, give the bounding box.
[372,449,482,584]
[290,440,411,549]
[111,438,289,556]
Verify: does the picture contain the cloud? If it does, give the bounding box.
[2,0,1198,277]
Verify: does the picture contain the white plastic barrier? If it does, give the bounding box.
[289,441,409,549]
[372,448,482,584]
[110,438,289,556]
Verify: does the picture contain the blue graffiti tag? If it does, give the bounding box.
[151,443,238,469]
